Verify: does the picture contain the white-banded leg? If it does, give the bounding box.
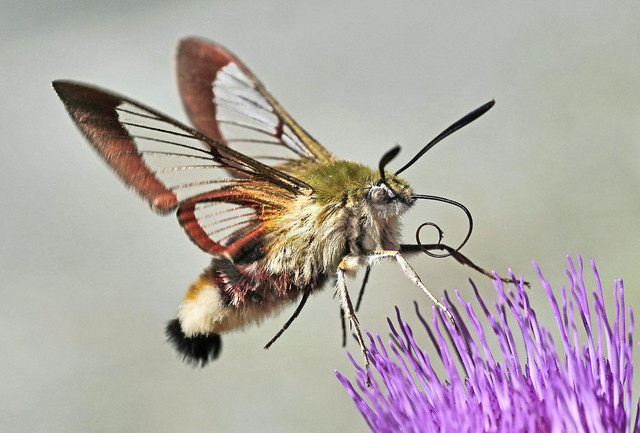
[368,250,456,327]
[336,256,371,383]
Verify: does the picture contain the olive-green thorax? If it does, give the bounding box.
[298,160,412,205]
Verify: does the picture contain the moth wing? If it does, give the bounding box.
[176,37,337,172]
[177,183,294,257]
[53,81,307,255]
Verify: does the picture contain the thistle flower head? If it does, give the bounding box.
[336,255,639,432]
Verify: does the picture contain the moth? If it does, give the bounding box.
[53,37,503,370]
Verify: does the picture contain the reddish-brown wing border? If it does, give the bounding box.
[176,37,337,165]
[53,82,180,213]
[177,183,294,256]
[53,81,311,214]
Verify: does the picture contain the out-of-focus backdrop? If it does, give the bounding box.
[2,1,639,432]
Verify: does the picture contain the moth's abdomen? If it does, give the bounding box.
[166,273,225,366]
[165,318,221,367]
[168,265,302,366]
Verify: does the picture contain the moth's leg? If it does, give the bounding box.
[355,265,372,312]
[400,243,527,286]
[369,250,456,327]
[264,285,312,350]
[336,256,371,377]
[341,261,367,346]
[339,308,347,347]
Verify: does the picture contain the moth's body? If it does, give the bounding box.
[179,160,413,339]
[54,37,496,368]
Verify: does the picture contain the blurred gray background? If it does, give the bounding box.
[2,1,639,432]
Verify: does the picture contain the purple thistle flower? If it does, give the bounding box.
[336,255,639,432]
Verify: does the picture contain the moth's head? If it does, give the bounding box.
[365,147,414,219]
[306,101,495,251]
[370,100,496,256]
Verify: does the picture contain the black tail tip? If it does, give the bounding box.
[165,318,222,367]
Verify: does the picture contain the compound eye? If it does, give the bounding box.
[368,185,390,204]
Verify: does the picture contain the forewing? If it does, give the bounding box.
[176,37,336,170]
[53,81,310,216]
